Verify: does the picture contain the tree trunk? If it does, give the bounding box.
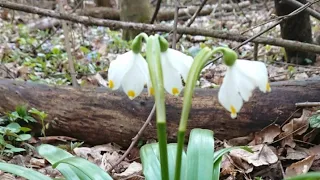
[0,78,319,147]
[119,0,151,40]
[94,0,116,8]
[274,0,316,65]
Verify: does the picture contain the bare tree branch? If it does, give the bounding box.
[150,0,162,23]
[0,1,320,54]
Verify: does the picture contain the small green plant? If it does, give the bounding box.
[58,141,84,153]
[28,108,48,137]
[0,122,31,156]
[0,106,46,156]
[1,105,37,124]
[308,109,320,128]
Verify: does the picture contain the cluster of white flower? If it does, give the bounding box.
[107,37,270,119]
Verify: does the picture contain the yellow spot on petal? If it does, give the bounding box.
[108,80,114,89]
[149,87,154,96]
[266,82,271,92]
[230,105,237,119]
[127,90,136,99]
[172,88,179,95]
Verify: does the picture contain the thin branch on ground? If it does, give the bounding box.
[108,104,156,172]
[295,102,320,107]
[150,0,162,24]
[59,1,78,87]
[1,1,320,54]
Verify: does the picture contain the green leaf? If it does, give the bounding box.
[186,128,214,180]
[24,116,37,123]
[79,46,90,54]
[51,47,61,55]
[0,136,5,145]
[6,122,21,133]
[17,134,32,141]
[0,162,52,180]
[212,156,223,180]
[28,108,47,120]
[20,127,32,133]
[285,172,320,180]
[8,112,20,122]
[53,157,113,180]
[10,147,26,153]
[140,143,187,180]
[309,114,320,128]
[37,144,90,180]
[16,105,28,118]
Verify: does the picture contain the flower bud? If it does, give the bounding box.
[158,36,169,52]
[215,47,238,66]
[131,35,143,54]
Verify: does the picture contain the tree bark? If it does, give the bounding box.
[94,0,116,8]
[274,0,316,65]
[0,78,319,147]
[119,0,151,40]
[78,1,251,21]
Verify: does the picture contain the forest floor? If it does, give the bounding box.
[0,0,320,179]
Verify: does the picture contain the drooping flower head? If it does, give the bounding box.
[108,35,149,100]
[157,36,193,96]
[217,48,271,118]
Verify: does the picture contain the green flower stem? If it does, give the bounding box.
[146,35,169,180]
[174,47,235,180]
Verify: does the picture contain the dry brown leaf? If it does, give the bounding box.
[220,156,236,176]
[279,109,311,148]
[228,134,254,146]
[284,147,309,160]
[30,158,46,168]
[113,161,142,179]
[101,151,122,171]
[229,144,278,167]
[285,155,315,177]
[307,145,320,160]
[229,155,253,173]
[249,124,281,145]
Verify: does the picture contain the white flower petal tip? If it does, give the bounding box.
[230,105,237,119]
[127,90,137,100]
[266,82,271,92]
[171,87,180,96]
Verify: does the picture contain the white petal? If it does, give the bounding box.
[162,49,193,81]
[232,67,256,101]
[121,54,148,100]
[218,68,243,118]
[108,51,135,90]
[235,60,270,93]
[161,54,183,96]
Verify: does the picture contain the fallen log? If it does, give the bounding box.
[0,78,319,147]
[77,1,251,21]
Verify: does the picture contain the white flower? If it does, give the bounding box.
[218,60,271,119]
[156,48,193,96]
[108,51,149,100]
